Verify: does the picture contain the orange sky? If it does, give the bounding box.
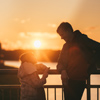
[0,0,100,50]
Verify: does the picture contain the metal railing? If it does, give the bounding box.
[0,69,100,100]
[86,70,100,100]
[0,85,64,100]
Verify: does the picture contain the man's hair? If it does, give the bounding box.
[56,22,73,33]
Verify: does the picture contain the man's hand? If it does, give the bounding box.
[61,70,69,85]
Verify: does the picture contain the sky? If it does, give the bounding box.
[0,0,100,50]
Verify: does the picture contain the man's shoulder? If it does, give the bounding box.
[74,30,87,38]
[74,30,88,42]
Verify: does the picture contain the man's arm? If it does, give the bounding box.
[56,44,67,73]
[56,44,69,85]
[57,64,69,85]
[61,70,69,85]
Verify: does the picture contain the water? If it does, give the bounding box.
[4,61,100,100]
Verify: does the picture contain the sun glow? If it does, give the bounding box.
[34,40,41,48]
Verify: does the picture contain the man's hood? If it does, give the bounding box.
[73,30,88,41]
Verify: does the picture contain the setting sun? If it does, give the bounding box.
[34,40,41,48]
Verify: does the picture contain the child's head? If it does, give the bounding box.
[19,52,37,64]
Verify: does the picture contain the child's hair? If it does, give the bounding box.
[19,52,37,64]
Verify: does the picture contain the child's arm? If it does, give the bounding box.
[31,72,46,88]
[31,67,50,88]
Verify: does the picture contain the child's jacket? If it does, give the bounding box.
[18,62,46,100]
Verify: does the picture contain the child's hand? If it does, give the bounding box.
[36,63,47,71]
[44,67,50,73]
[43,67,50,78]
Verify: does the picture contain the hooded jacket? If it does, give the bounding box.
[57,30,100,80]
[18,62,47,100]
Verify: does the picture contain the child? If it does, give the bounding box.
[18,52,50,100]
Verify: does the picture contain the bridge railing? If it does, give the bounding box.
[0,69,100,100]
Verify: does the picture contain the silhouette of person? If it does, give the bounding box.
[56,22,100,100]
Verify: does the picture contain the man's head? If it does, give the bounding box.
[56,22,74,42]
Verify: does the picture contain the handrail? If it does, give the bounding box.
[0,69,60,74]
[0,69,100,74]
[0,69,100,100]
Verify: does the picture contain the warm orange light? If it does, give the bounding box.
[34,40,41,48]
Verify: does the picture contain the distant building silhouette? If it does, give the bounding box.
[0,43,4,66]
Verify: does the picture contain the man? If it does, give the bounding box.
[56,22,100,100]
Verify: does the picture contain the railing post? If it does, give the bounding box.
[87,75,91,100]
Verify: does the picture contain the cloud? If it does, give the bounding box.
[48,23,57,28]
[21,20,25,24]
[19,32,27,38]
[82,26,100,35]
[19,32,58,38]
[1,32,62,50]
[13,18,31,23]
[84,26,97,31]
[13,18,19,22]
[1,39,23,50]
